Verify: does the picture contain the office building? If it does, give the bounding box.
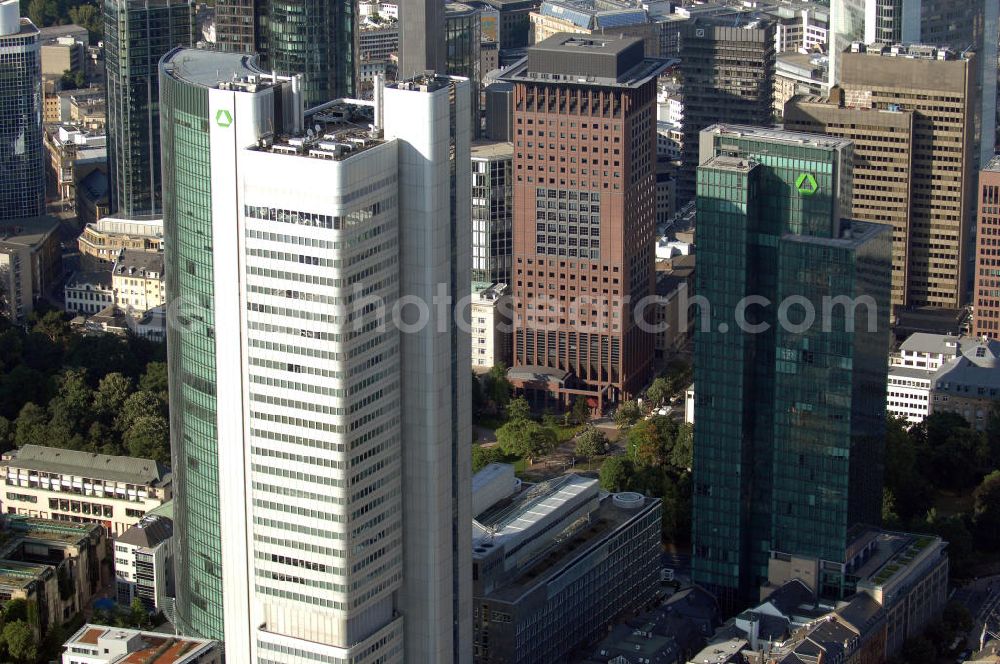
[472,140,513,284]
[0,215,60,321]
[471,282,512,369]
[212,0,355,104]
[44,123,107,204]
[886,332,960,423]
[77,214,163,268]
[502,34,665,410]
[114,514,174,613]
[1,445,172,535]
[772,53,828,119]
[678,17,775,201]
[691,126,891,606]
[763,2,828,53]
[784,92,913,310]
[62,625,221,664]
[837,44,976,309]
[399,0,445,79]
[528,0,659,60]
[975,157,1000,337]
[480,0,538,49]
[828,0,998,167]
[471,470,662,664]
[0,0,44,221]
[0,517,110,637]
[446,2,482,135]
[160,48,472,662]
[103,0,193,216]
[931,337,1000,430]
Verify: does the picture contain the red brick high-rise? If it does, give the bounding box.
[501,34,665,410]
[974,157,1000,338]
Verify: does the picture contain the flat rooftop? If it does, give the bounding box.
[502,34,667,89]
[0,216,59,248]
[703,124,854,151]
[781,219,889,249]
[986,155,1000,173]
[480,490,659,603]
[700,154,758,173]
[472,140,514,160]
[0,560,49,591]
[251,101,384,162]
[66,625,218,663]
[853,531,942,587]
[2,445,170,486]
[160,47,274,91]
[537,0,648,30]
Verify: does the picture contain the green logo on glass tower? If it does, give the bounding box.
[795,173,818,196]
[215,109,233,128]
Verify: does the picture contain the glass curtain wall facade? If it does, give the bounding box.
[104,0,193,216]
[471,142,513,284]
[691,127,890,607]
[0,6,43,220]
[446,2,482,137]
[159,67,224,641]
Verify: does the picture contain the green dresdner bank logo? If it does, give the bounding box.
[796,173,818,196]
[216,109,233,128]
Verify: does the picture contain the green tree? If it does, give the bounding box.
[943,601,973,634]
[116,391,163,433]
[472,445,505,473]
[924,509,974,577]
[93,372,133,423]
[471,372,485,414]
[599,456,632,492]
[884,415,930,522]
[614,400,642,429]
[504,396,530,424]
[567,397,590,425]
[59,68,85,89]
[68,2,101,40]
[484,363,512,411]
[31,310,73,347]
[661,472,692,543]
[574,426,607,460]
[896,636,936,664]
[2,599,27,624]
[882,488,903,530]
[0,417,13,452]
[917,412,986,491]
[1,620,37,663]
[129,597,150,628]
[496,418,556,462]
[973,470,1000,551]
[670,423,693,471]
[13,403,48,449]
[646,376,670,407]
[47,368,93,447]
[0,364,49,420]
[627,418,666,467]
[123,415,169,463]
[138,361,168,400]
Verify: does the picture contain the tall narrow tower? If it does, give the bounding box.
[0,0,43,220]
[161,49,471,662]
[399,0,446,79]
[104,0,193,216]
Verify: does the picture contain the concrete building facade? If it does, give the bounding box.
[114,514,174,614]
[974,157,1000,337]
[160,48,472,662]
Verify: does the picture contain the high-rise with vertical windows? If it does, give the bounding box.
[472,140,513,285]
[784,91,915,311]
[973,157,1000,338]
[211,0,356,105]
[828,0,998,167]
[445,1,482,136]
[502,34,665,411]
[678,17,776,202]
[691,125,891,607]
[160,48,472,662]
[838,43,976,309]
[0,0,43,220]
[104,0,193,216]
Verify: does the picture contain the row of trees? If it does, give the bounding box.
[601,415,693,543]
[19,0,100,42]
[0,310,169,462]
[883,412,1000,575]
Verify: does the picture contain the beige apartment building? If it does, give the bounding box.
[785,89,915,310]
[471,282,512,369]
[835,43,976,309]
[111,249,165,313]
[0,445,172,536]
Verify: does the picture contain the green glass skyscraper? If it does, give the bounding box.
[691,126,891,607]
[104,0,193,216]
[212,0,355,106]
